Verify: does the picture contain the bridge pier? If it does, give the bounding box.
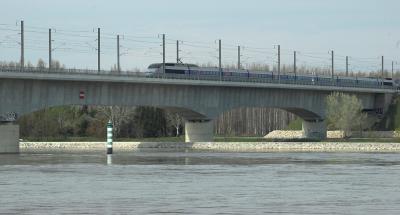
[302,120,327,139]
[185,120,214,142]
[0,123,20,154]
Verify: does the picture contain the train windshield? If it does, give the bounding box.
[148,63,162,69]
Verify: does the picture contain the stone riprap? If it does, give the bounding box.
[20,141,400,153]
[264,130,303,139]
[20,142,124,152]
[264,130,400,139]
[191,142,400,152]
[19,142,197,152]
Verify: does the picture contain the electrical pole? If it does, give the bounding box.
[20,20,24,68]
[277,45,280,81]
[219,39,222,73]
[162,34,165,74]
[97,28,100,72]
[117,35,120,73]
[392,61,394,79]
[346,56,349,77]
[49,28,52,70]
[238,45,241,70]
[294,51,296,76]
[331,50,334,80]
[381,56,384,79]
[176,40,180,64]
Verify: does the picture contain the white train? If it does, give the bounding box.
[146,63,397,89]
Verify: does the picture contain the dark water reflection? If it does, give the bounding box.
[1,151,400,214]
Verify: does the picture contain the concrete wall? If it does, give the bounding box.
[302,120,327,139]
[185,120,214,142]
[0,124,19,153]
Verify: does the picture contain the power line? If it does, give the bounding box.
[0,21,397,72]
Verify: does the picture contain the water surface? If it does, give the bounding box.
[1,151,400,214]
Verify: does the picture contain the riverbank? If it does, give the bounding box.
[20,141,400,153]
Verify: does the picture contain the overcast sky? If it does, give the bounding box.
[1,0,399,72]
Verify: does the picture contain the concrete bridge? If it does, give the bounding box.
[0,67,396,153]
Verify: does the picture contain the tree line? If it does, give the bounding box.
[17,105,298,140]
[18,106,183,140]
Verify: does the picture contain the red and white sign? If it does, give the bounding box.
[79,90,85,99]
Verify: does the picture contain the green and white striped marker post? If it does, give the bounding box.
[107,120,113,155]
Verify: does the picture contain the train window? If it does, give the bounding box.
[165,69,185,74]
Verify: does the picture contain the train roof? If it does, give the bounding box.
[148,63,199,69]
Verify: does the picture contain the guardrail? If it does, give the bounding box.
[0,66,397,91]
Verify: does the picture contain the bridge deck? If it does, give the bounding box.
[0,67,397,94]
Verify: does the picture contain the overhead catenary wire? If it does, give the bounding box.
[0,21,397,73]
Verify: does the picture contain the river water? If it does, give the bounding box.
[1,151,400,214]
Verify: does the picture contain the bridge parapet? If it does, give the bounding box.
[0,66,397,94]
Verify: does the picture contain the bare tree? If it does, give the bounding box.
[165,111,183,136]
[51,60,65,70]
[214,107,296,136]
[97,106,134,136]
[37,58,46,68]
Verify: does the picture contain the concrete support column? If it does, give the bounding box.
[302,120,327,139]
[185,120,214,142]
[0,123,20,154]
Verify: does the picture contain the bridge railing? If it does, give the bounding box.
[0,66,143,76]
[0,66,396,91]
[150,72,395,90]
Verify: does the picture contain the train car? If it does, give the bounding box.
[248,72,274,80]
[336,76,357,87]
[357,77,382,87]
[147,63,255,79]
[383,78,394,87]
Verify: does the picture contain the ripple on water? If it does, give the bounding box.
[0,152,400,214]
